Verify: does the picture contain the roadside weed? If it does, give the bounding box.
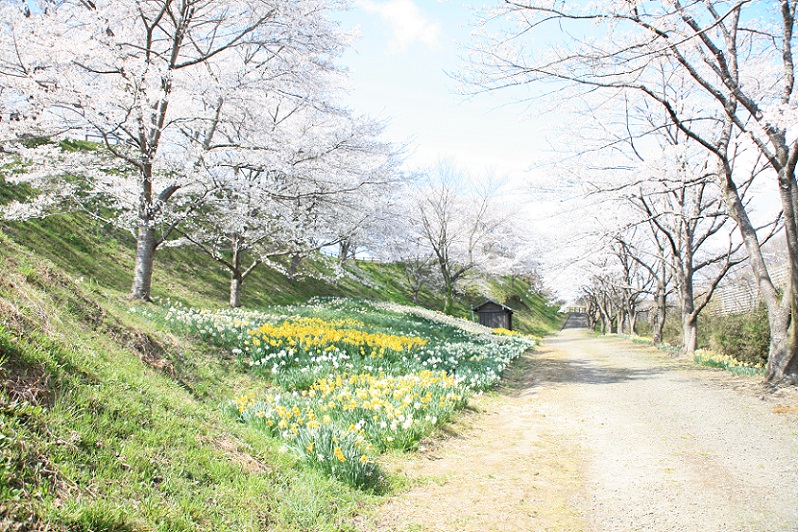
[693,349,765,376]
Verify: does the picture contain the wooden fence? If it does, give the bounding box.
[709,263,789,316]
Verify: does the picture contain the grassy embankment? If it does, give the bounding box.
[0,206,561,530]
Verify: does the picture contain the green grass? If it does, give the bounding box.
[1,214,427,311]
[0,206,562,529]
[0,233,373,530]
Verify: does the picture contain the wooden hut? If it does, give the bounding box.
[471,299,514,330]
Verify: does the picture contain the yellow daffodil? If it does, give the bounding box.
[334,447,346,462]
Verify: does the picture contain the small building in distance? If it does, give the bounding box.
[471,299,514,330]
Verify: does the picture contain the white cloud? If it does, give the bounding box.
[358,0,441,53]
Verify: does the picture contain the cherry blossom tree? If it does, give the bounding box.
[0,0,347,300]
[172,84,398,306]
[581,259,623,335]
[404,162,510,315]
[365,189,441,303]
[632,145,749,352]
[630,216,675,345]
[467,1,798,382]
[531,115,748,348]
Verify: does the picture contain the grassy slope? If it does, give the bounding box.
[2,213,560,333]
[0,230,373,531]
[0,213,561,531]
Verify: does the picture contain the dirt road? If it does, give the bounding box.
[359,319,798,531]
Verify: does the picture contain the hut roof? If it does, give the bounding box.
[471,299,514,313]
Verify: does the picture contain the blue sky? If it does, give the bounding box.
[335,1,550,181]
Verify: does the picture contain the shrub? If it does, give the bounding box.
[708,305,769,366]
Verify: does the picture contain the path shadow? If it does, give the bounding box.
[491,314,679,396]
[498,349,671,396]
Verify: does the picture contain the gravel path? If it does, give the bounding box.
[358,319,798,531]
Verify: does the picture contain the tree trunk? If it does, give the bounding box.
[131,162,157,301]
[230,273,243,308]
[587,299,598,330]
[596,296,612,335]
[437,261,454,315]
[722,167,797,382]
[228,235,244,308]
[338,240,352,263]
[653,287,667,345]
[289,253,302,285]
[677,252,697,354]
[765,306,797,382]
[682,313,698,355]
[443,283,454,315]
[131,223,156,300]
[601,312,611,335]
[679,299,697,355]
[409,275,423,304]
[771,169,798,382]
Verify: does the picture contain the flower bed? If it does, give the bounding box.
[693,348,765,376]
[136,298,535,489]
